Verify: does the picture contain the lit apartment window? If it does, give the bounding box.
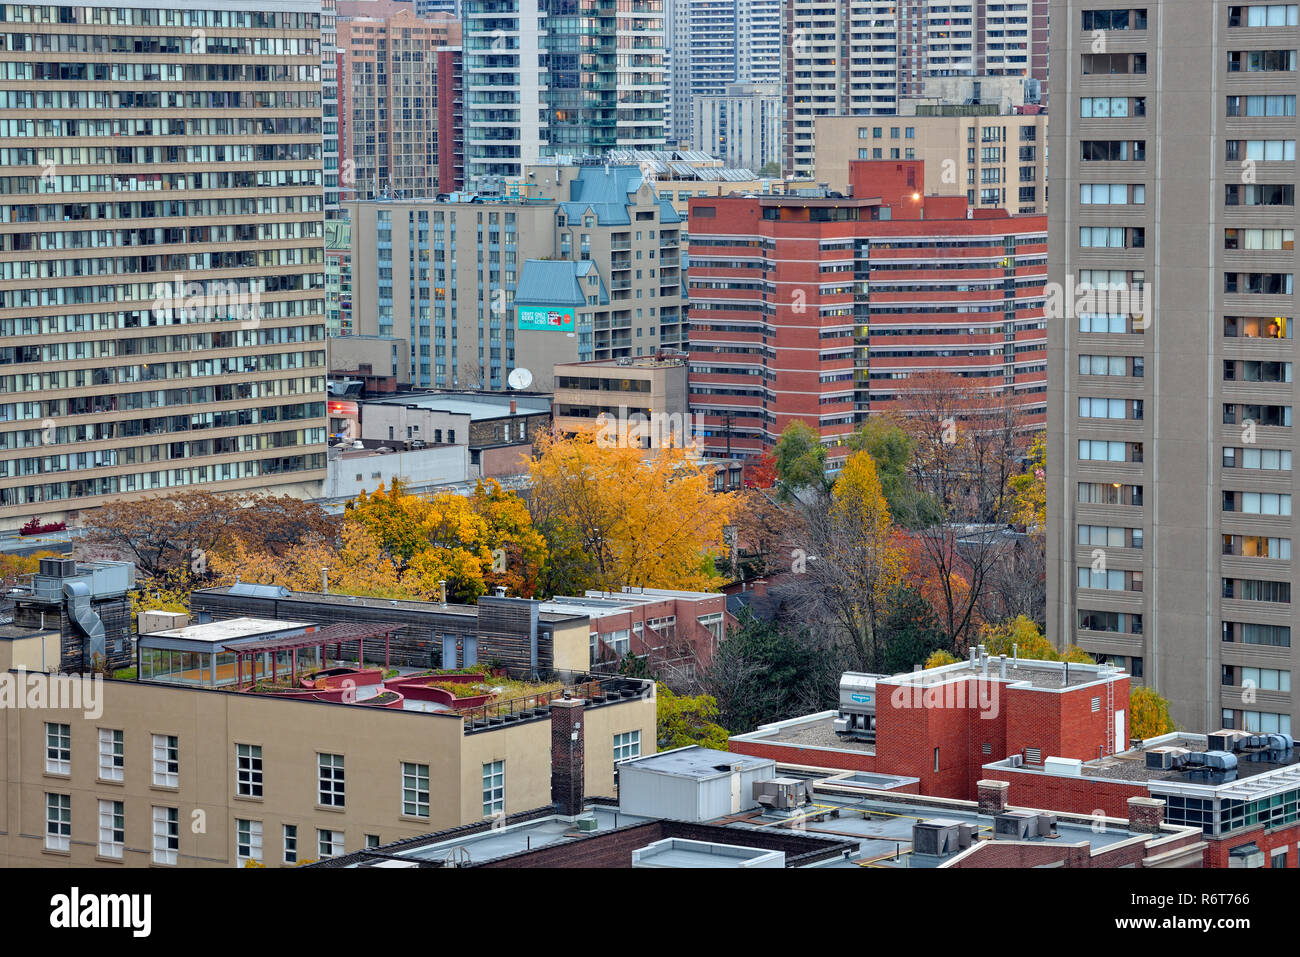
[402,762,429,818]
[482,760,505,817]
[318,829,344,859]
[318,753,345,807]
[46,793,71,852]
[283,824,298,865]
[152,734,179,787]
[152,806,179,865]
[237,744,263,798]
[98,729,124,782]
[236,819,263,865]
[98,800,125,859]
[46,722,71,775]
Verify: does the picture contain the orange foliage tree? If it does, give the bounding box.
[527,426,734,594]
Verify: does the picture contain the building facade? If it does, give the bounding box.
[1047,0,1300,734]
[813,109,1049,215]
[0,0,329,530]
[345,164,685,390]
[692,83,784,173]
[687,160,1047,462]
[782,0,1050,177]
[0,631,655,868]
[335,2,462,200]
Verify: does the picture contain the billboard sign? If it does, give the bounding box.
[518,305,576,332]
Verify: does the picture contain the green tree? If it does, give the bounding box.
[773,421,828,498]
[1130,686,1176,739]
[759,161,782,177]
[656,685,730,751]
[847,418,939,526]
[879,584,951,674]
[703,609,840,733]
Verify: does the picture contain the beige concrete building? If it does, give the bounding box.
[601,149,785,221]
[345,164,686,391]
[0,0,329,529]
[0,630,655,868]
[814,110,1049,215]
[1047,0,1300,735]
[553,355,691,448]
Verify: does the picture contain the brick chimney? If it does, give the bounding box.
[550,697,585,817]
[1127,796,1166,834]
[977,779,1010,815]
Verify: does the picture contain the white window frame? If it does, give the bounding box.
[98,799,124,859]
[613,730,642,767]
[46,792,71,852]
[482,760,505,817]
[236,743,263,798]
[98,728,124,782]
[46,722,70,775]
[283,824,298,865]
[152,806,178,865]
[236,818,263,865]
[152,733,178,787]
[318,828,344,859]
[402,762,429,818]
[318,752,345,807]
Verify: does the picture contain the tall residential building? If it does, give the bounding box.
[1047,0,1300,735]
[813,108,1049,214]
[462,0,549,185]
[345,164,685,390]
[782,0,1049,177]
[336,2,462,199]
[0,1,328,529]
[664,0,781,145]
[692,83,784,172]
[687,161,1047,463]
[323,0,341,214]
[544,0,667,159]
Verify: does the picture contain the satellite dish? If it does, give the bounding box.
[508,367,533,390]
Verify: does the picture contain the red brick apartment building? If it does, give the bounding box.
[686,160,1047,463]
[731,653,1300,868]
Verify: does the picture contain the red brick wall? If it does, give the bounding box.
[728,739,882,776]
[1204,822,1300,869]
[997,766,1146,818]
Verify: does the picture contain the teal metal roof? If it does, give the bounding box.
[514,259,608,307]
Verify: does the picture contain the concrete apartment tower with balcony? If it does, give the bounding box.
[0,0,329,529]
[1047,0,1300,734]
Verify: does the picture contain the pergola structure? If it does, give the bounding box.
[225,622,406,690]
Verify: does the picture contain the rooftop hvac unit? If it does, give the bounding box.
[1203,750,1238,772]
[1207,729,1251,752]
[753,777,811,811]
[912,819,968,857]
[1267,733,1295,751]
[1145,747,1190,771]
[1036,814,1058,837]
[993,811,1039,841]
[1005,754,1024,768]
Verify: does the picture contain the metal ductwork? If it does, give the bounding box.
[63,579,106,660]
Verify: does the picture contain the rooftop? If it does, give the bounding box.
[139,617,311,646]
[892,655,1127,692]
[195,586,587,624]
[989,731,1300,798]
[313,768,1192,869]
[731,711,877,756]
[538,587,723,621]
[617,746,770,780]
[364,391,552,419]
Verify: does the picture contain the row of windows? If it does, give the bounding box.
[49,727,643,824]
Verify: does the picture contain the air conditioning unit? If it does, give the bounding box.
[912,819,967,857]
[1005,754,1024,768]
[993,811,1039,841]
[752,777,811,811]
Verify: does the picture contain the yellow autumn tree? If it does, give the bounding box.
[1129,685,1176,740]
[1009,433,1047,532]
[799,450,905,671]
[347,479,548,601]
[527,426,733,593]
[979,615,1095,664]
[924,649,960,669]
[210,522,412,599]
